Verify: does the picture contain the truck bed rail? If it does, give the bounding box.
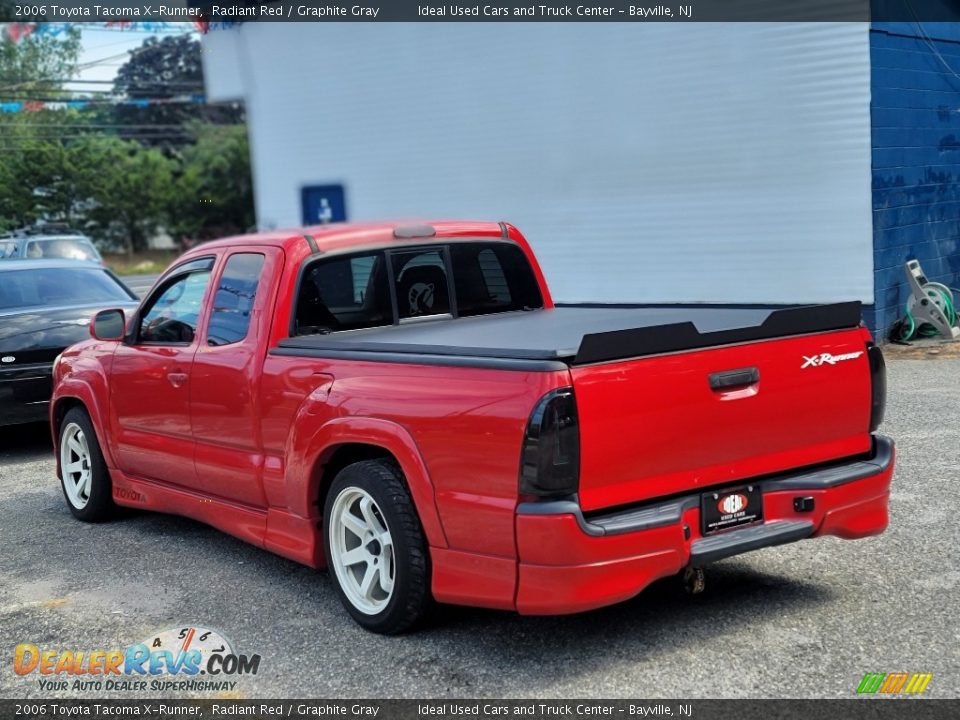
[275,302,863,367]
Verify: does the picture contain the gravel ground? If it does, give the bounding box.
[0,357,957,699]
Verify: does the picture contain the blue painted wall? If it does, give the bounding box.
[869,22,960,337]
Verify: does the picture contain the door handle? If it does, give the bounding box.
[167,372,188,388]
[709,367,759,391]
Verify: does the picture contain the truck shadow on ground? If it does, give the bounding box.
[429,564,834,640]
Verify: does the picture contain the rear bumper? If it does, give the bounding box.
[514,434,894,614]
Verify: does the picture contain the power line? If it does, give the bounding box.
[76,51,141,69]
[0,96,207,104]
[0,50,143,93]
[58,79,204,86]
[0,88,205,98]
[1,131,191,135]
[0,122,241,129]
[0,35,201,95]
[80,30,195,51]
[0,91,203,99]
[0,134,196,146]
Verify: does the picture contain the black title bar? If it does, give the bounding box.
[2,0,960,22]
[2,700,959,720]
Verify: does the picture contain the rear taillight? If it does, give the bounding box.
[867,343,886,431]
[519,387,580,497]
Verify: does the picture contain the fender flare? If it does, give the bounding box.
[285,415,449,549]
[52,377,116,473]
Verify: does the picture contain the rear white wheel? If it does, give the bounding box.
[323,460,431,634]
[329,487,396,615]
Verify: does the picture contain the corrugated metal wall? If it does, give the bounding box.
[205,23,873,305]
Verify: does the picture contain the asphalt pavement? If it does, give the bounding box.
[0,357,957,699]
[117,273,157,299]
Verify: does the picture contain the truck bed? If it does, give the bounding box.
[275,302,862,366]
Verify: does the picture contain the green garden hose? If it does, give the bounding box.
[898,285,958,341]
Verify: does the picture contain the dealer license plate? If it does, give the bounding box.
[701,485,763,535]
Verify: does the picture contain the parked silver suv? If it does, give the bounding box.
[0,225,102,264]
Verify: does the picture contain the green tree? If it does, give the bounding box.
[112,35,243,147]
[77,135,176,255]
[0,147,34,231]
[0,28,254,250]
[171,122,255,242]
[0,27,82,230]
[0,26,80,95]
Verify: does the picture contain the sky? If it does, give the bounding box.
[68,24,199,92]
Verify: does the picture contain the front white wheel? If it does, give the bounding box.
[58,407,116,522]
[60,422,92,510]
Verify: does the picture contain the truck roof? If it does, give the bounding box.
[195,220,509,255]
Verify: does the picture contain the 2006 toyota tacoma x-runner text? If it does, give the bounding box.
[50,221,893,633]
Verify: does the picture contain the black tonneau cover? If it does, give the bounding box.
[275,302,862,367]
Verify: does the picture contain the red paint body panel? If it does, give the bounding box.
[49,220,894,618]
[108,343,199,486]
[191,246,283,507]
[515,457,893,615]
[110,468,267,549]
[572,330,873,511]
[431,548,517,610]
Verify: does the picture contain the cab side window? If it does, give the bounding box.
[139,259,213,344]
[206,253,265,346]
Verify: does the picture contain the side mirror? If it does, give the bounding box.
[90,309,126,341]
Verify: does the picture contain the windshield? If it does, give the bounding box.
[24,238,100,262]
[0,267,133,311]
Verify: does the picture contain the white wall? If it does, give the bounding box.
[204,22,873,304]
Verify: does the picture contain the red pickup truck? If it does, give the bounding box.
[50,221,893,633]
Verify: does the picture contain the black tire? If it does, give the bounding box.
[58,407,117,522]
[323,459,432,634]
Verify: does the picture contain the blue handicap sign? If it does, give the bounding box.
[301,184,347,225]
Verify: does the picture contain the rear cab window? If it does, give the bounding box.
[393,248,451,320]
[292,241,543,335]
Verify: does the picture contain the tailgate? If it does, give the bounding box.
[571,328,873,512]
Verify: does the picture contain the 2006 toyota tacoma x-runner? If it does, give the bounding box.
[50,221,892,633]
